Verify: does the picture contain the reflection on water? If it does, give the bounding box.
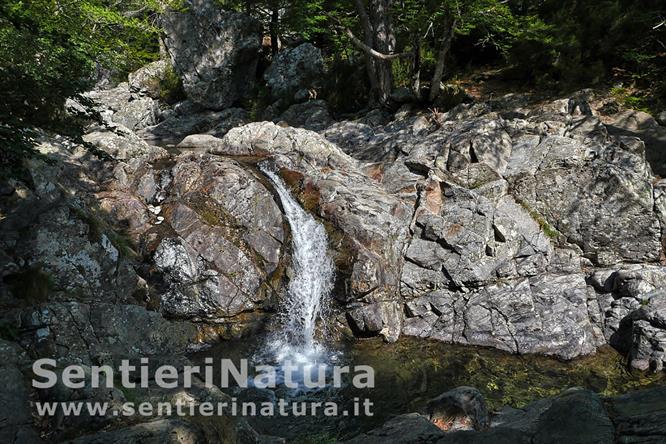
[191,336,665,442]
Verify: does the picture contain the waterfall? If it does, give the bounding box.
[259,163,335,365]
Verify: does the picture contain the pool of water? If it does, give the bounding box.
[190,336,665,442]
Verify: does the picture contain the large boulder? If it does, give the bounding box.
[588,267,666,371]
[161,1,262,110]
[605,387,666,443]
[493,388,614,444]
[85,83,160,131]
[128,60,172,99]
[320,94,665,355]
[402,273,598,360]
[152,154,285,322]
[264,43,325,103]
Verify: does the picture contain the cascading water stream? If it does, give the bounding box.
[258,163,335,369]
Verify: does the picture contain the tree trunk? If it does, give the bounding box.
[270,7,280,56]
[354,0,379,103]
[354,0,397,107]
[369,0,396,106]
[412,34,421,100]
[429,17,456,103]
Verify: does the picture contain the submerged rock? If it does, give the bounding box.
[426,386,489,432]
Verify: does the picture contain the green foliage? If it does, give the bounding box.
[0,0,178,177]
[507,0,665,110]
[611,87,651,113]
[219,0,329,41]
[158,65,187,104]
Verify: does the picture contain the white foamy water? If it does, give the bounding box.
[258,163,336,373]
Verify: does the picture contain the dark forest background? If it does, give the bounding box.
[1,0,664,174]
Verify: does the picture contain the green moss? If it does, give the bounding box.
[610,87,651,113]
[350,338,665,415]
[158,64,186,104]
[517,199,560,240]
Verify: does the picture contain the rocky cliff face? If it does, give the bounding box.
[9,89,666,365]
[180,93,666,365]
[3,49,666,440]
[322,95,666,365]
[0,122,285,441]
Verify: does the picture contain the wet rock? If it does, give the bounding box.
[162,2,262,109]
[425,386,489,432]
[605,386,666,442]
[344,413,445,444]
[346,301,403,342]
